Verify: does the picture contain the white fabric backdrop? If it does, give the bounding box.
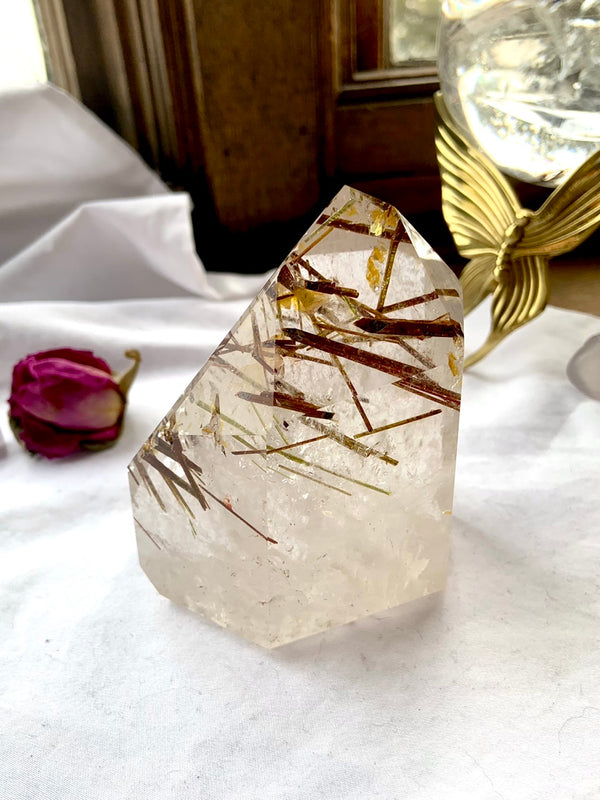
[1,85,599,800]
[0,85,167,266]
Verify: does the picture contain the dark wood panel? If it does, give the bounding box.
[335,98,438,175]
[191,0,322,232]
[355,0,384,72]
[349,173,441,214]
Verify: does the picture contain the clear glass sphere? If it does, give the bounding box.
[438,0,600,186]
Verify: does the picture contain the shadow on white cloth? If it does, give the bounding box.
[0,84,267,302]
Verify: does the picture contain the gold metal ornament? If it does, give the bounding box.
[435,92,600,367]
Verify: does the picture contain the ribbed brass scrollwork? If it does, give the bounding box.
[435,92,600,367]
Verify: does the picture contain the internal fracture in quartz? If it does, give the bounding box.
[129,187,463,648]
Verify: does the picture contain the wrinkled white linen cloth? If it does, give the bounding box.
[0,84,220,300]
[1,297,599,800]
[1,83,600,800]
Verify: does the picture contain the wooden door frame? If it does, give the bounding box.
[35,0,450,268]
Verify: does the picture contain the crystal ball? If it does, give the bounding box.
[438,0,600,186]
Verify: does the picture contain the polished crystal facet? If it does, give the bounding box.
[129,188,463,648]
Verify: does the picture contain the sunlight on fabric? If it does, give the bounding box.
[0,0,46,90]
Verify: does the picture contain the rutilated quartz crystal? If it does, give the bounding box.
[129,187,463,648]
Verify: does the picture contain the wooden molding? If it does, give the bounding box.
[337,0,438,93]
[91,0,139,150]
[155,0,206,178]
[323,0,442,228]
[39,0,203,183]
[355,0,384,72]
[37,0,446,255]
[34,0,80,99]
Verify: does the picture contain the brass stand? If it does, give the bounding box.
[435,92,600,367]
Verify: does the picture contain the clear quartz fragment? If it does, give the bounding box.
[129,187,463,648]
[567,334,600,400]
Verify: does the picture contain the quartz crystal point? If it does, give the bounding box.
[129,187,463,648]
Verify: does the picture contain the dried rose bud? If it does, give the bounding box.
[8,348,140,459]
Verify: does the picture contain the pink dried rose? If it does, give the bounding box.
[8,348,140,459]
